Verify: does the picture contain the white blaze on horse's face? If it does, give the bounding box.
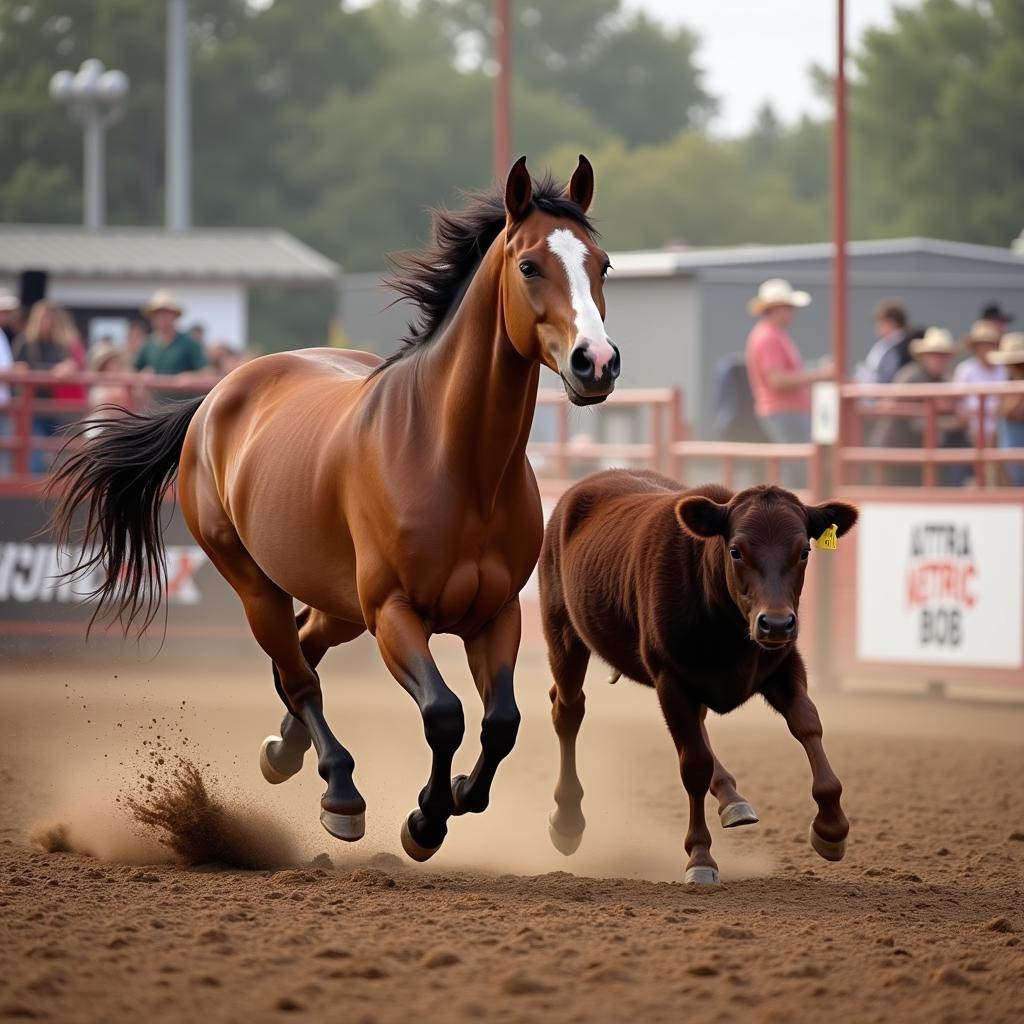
[546,228,617,380]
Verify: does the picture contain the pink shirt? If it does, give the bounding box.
[746,319,810,416]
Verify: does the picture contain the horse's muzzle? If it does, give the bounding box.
[561,340,620,406]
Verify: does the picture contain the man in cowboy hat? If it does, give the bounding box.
[979,301,1014,337]
[989,332,1024,486]
[870,327,958,483]
[745,278,832,446]
[863,299,913,384]
[134,289,207,376]
[953,318,1007,450]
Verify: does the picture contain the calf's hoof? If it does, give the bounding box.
[320,809,365,842]
[400,812,443,863]
[684,866,721,885]
[719,800,759,829]
[548,811,584,856]
[809,823,847,862]
[259,735,301,785]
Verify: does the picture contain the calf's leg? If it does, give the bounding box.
[545,617,591,855]
[701,707,759,828]
[763,659,849,861]
[656,676,719,884]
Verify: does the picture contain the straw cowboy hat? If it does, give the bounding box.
[988,332,1024,365]
[909,327,956,357]
[143,289,183,317]
[0,291,19,311]
[747,279,812,316]
[963,319,1001,346]
[88,339,123,371]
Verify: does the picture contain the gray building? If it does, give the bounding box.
[343,237,1024,437]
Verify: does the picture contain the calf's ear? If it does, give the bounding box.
[806,500,859,540]
[675,496,730,540]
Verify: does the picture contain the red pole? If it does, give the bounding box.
[493,0,511,180]
[833,0,849,438]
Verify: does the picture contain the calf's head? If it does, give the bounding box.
[676,486,858,649]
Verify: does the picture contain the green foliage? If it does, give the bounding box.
[2,0,1019,349]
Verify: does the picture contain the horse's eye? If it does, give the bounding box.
[601,261,611,279]
[519,260,539,279]
[729,546,742,561]
[800,547,811,561]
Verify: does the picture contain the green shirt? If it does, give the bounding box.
[134,331,207,375]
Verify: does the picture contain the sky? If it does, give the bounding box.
[629,0,917,135]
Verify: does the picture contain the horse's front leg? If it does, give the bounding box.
[452,599,523,816]
[374,595,465,862]
[762,654,849,862]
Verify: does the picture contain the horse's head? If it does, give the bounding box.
[500,155,619,406]
[676,486,858,650]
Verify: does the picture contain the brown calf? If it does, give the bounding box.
[539,470,858,883]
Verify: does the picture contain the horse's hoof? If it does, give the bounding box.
[320,809,365,843]
[400,812,442,863]
[259,735,297,785]
[548,812,583,856]
[809,823,847,862]
[720,800,759,829]
[684,866,721,885]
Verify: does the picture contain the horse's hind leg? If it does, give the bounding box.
[545,614,590,856]
[701,707,759,829]
[452,600,522,816]
[199,520,366,842]
[260,609,366,786]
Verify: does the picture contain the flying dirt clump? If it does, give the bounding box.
[124,759,301,870]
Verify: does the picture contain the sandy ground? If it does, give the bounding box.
[1,638,1022,1023]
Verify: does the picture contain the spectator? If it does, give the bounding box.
[188,321,207,346]
[745,279,831,445]
[87,340,131,410]
[864,300,912,384]
[979,301,1014,338]
[990,332,1024,486]
[871,327,957,485]
[125,317,148,362]
[206,340,247,378]
[12,301,86,473]
[0,291,16,474]
[953,319,1007,446]
[134,290,207,376]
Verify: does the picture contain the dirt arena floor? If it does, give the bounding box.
[1,638,1022,1024]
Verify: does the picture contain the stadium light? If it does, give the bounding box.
[50,58,130,231]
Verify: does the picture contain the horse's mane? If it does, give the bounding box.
[376,174,596,374]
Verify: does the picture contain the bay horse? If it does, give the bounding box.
[52,155,620,861]
[539,471,857,883]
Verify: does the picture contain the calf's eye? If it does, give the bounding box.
[800,547,810,561]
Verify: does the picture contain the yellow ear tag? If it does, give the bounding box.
[815,524,838,551]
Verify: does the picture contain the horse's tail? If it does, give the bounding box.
[49,397,205,634]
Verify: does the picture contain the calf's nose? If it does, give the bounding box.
[756,612,797,640]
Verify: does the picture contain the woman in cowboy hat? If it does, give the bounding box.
[990,332,1024,486]
[744,278,832,450]
[134,289,207,377]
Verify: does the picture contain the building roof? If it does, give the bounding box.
[0,225,339,285]
[609,237,1024,279]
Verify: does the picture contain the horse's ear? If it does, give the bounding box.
[675,496,729,540]
[505,155,533,222]
[806,500,859,540]
[567,153,594,213]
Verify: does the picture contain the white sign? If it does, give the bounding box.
[857,503,1023,668]
[811,381,839,445]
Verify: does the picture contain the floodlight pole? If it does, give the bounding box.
[166,0,192,231]
[493,0,511,180]
[832,0,849,431]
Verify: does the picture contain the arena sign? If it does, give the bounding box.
[856,502,1024,669]
[0,495,246,640]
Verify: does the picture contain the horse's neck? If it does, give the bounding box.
[416,242,539,511]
